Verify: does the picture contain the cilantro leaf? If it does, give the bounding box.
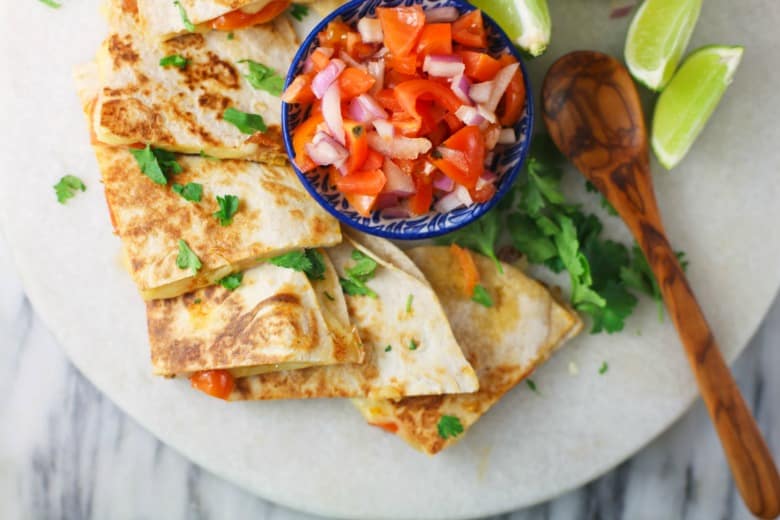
[269,249,325,280]
[408,339,418,350]
[526,379,539,393]
[176,240,202,273]
[54,175,85,204]
[199,150,220,161]
[506,214,557,263]
[339,276,377,298]
[219,272,243,291]
[346,249,378,280]
[304,249,326,281]
[38,0,61,8]
[288,3,309,21]
[599,361,609,375]
[172,182,202,202]
[436,209,502,272]
[238,60,284,96]
[129,145,182,185]
[436,415,463,439]
[384,345,392,352]
[471,284,493,307]
[579,281,637,334]
[213,194,239,226]
[159,54,188,69]
[227,32,234,40]
[223,107,267,134]
[173,0,195,32]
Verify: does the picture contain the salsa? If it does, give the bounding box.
[283,6,526,217]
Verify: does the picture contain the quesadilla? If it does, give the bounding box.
[93,0,297,163]
[184,235,478,400]
[353,246,582,454]
[147,249,363,377]
[76,63,341,300]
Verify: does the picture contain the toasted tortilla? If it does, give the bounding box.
[227,236,479,400]
[353,246,583,454]
[147,250,363,377]
[93,0,297,163]
[75,63,340,300]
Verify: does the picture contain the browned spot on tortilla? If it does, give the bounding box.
[107,34,139,69]
[260,180,306,206]
[198,93,232,111]
[246,125,284,151]
[164,33,206,52]
[168,103,221,146]
[121,0,138,15]
[289,209,304,221]
[99,98,171,143]
[181,52,240,90]
[103,86,139,97]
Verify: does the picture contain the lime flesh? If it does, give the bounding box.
[652,46,744,170]
[625,0,702,91]
[470,0,551,57]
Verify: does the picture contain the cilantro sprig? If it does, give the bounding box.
[176,240,201,273]
[160,54,189,69]
[339,250,378,298]
[213,194,239,226]
[173,0,195,32]
[269,249,326,281]
[129,145,182,185]
[288,3,309,21]
[223,107,267,134]
[219,272,243,291]
[172,182,202,202]
[471,285,493,308]
[437,415,464,439]
[238,60,285,96]
[54,175,85,204]
[38,0,61,8]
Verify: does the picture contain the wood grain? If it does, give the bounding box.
[542,51,780,519]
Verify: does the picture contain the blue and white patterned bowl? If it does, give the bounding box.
[282,0,534,240]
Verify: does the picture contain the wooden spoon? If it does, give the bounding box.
[542,50,780,519]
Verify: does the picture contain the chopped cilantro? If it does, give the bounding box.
[54,175,85,204]
[270,249,326,280]
[526,379,539,393]
[288,3,309,21]
[339,250,378,298]
[129,145,182,185]
[408,339,418,351]
[173,0,195,32]
[227,32,234,40]
[218,272,243,291]
[223,107,267,134]
[471,284,493,307]
[213,194,239,226]
[238,60,285,96]
[384,345,392,352]
[172,182,202,202]
[38,0,61,8]
[599,361,609,375]
[193,298,202,304]
[339,277,377,298]
[437,415,464,439]
[323,291,335,301]
[199,150,220,161]
[159,54,188,69]
[176,240,201,273]
[406,294,413,314]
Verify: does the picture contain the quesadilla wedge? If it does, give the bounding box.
[76,63,340,300]
[147,249,363,377]
[353,246,583,454]
[196,235,478,400]
[93,0,297,163]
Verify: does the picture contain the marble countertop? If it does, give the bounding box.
[1,231,777,520]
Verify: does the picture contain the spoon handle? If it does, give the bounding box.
[605,163,780,519]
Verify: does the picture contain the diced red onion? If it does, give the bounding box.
[469,81,494,104]
[367,60,385,94]
[348,95,387,124]
[312,59,345,99]
[425,6,459,23]
[305,134,348,166]
[357,17,384,43]
[373,119,394,139]
[436,147,469,171]
[455,105,485,126]
[433,173,455,192]
[483,63,519,112]
[383,205,411,218]
[339,51,365,71]
[435,191,465,212]
[423,54,465,78]
[374,193,400,210]
[303,57,315,74]
[347,98,371,123]
[451,74,472,104]
[368,133,432,159]
[477,104,497,123]
[498,128,516,144]
[476,172,497,191]
[454,185,474,206]
[382,158,416,196]
[322,83,345,144]
[484,125,501,150]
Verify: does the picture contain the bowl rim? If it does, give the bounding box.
[281,0,535,240]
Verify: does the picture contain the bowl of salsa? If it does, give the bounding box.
[281,0,533,239]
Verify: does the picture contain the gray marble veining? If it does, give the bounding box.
[0,230,777,520]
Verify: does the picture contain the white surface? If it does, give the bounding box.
[1,1,779,519]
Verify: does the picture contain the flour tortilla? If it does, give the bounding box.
[94,0,297,163]
[353,246,582,454]
[228,236,479,400]
[75,63,340,300]
[146,250,363,377]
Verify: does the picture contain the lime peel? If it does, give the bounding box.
[470,0,551,57]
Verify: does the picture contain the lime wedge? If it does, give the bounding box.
[470,0,551,57]
[625,0,702,91]
[652,45,743,170]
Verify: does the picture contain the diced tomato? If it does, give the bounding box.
[450,244,480,296]
[416,23,453,58]
[344,192,378,217]
[292,113,324,172]
[387,53,418,76]
[384,68,419,88]
[391,112,423,137]
[376,89,403,112]
[376,5,426,57]
[282,74,315,104]
[346,32,376,60]
[310,48,332,72]
[210,0,291,30]
[497,55,526,127]
[452,10,487,48]
[338,67,376,100]
[408,173,433,215]
[443,112,464,133]
[333,168,387,196]
[319,20,351,51]
[428,121,450,148]
[190,370,235,400]
[363,149,384,171]
[472,181,496,203]
[430,125,485,189]
[458,50,502,81]
[394,80,464,122]
[369,421,399,434]
[344,121,369,174]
